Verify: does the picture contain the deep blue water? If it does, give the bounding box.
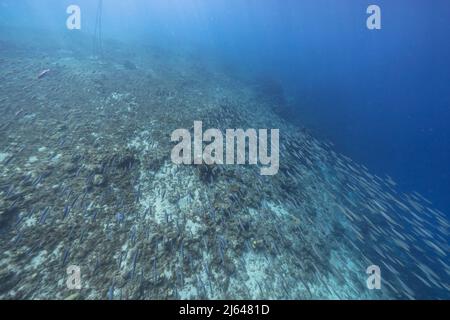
[1,0,449,300]
[4,0,447,211]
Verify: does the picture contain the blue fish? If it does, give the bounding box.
[116,212,125,223]
[63,205,71,219]
[39,207,49,224]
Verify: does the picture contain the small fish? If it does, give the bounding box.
[177,268,184,287]
[27,207,35,218]
[116,212,125,223]
[108,283,115,300]
[58,138,66,147]
[15,213,26,228]
[179,241,184,261]
[37,69,50,79]
[70,194,80,208]
[32,174,43,186]
[11,225,23,243]
[152,259,157,283]
[5,184,15,198]
[131,249,139,279]
[79,228,86,242]
[14,109,25,118]
[9,199,18,210]
[62,247,70,266]
[3,154,15,165]
[118,251,125,269]
[39,207,50,224]
[135,185,141,202]
[196,275,207,297]
[63,205,71,219]
[142,208,150,220]
[129,226,136,244]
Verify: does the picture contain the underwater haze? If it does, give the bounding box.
[0,0,449,300]
[4,0,449,211]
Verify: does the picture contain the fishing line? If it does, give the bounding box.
[93,0,103,58]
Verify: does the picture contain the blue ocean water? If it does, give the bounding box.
[7,0,447,211]
[0,0,449,300]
